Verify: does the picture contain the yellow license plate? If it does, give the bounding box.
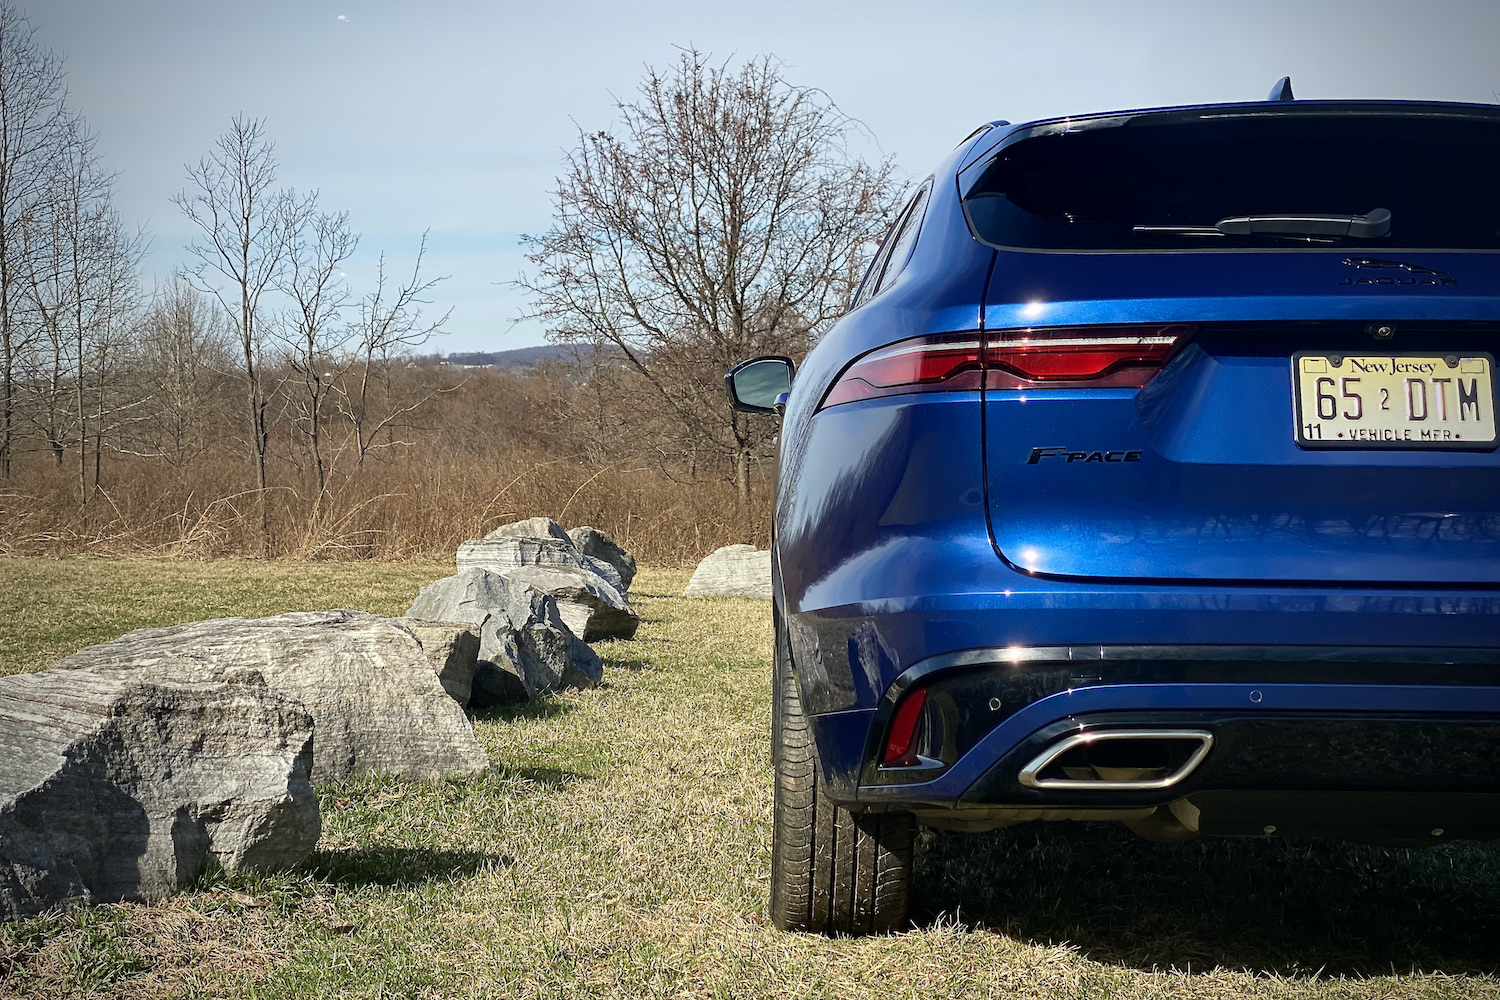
[1293,353,1498,449]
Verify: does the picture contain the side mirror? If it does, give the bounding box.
[726,356,795,414]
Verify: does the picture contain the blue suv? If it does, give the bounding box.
[727,89,1500,935]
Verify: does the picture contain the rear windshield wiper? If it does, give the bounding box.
[1134,207,1391,241]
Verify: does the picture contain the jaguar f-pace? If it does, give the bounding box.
[726,85,1500,935]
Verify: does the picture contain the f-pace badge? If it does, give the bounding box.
[1027,446,1143,464]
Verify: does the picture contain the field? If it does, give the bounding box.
[2,558,1498,999]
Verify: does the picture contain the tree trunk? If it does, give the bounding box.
[734,446,752,541]
[0,218,11,480]
[242,290,270,557]
[76,314,86,506]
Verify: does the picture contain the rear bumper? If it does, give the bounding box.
[809,643,1500,839]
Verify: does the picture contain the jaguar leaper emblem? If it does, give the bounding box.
[1339,258,1457,286]
[1343,257,1447,276]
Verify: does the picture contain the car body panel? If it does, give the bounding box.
[781,140,994,441]
[770,98,1500,837]
[985,339,1500,584]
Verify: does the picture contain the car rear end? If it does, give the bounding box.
[775,100,1500,882]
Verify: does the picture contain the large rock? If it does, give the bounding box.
[500,564,638,642]
[499,585,604,699]
[396,619,480,707]
[457,525,639,641]
[0,667,319,919]
[683,544,773,600]
[52,611,490,783]
[406,569,602,705]
[484,516,571,543]
[472,517,634,593]
[458,534,593,578]
[568,526,637,591]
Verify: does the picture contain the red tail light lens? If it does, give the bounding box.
[819,334,982,409]
[986,325,1194,389]
[881,687,929,767]
[818,325,1194,410]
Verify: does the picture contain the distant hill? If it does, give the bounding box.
[419,343,599,371]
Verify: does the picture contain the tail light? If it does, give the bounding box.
[818,325,1194,410]
[986,325,1194,389]
[881,687,929,767]
[819,334,982,409]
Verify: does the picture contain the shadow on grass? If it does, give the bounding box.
[599,654,655,674]
[305,846,514,888]
[470,697,576,724]
[913,823,1500,977]
[487,763,591,789]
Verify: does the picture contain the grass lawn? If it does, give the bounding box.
[1,557,1498,998]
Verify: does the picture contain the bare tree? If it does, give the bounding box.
[338,233,450,464]
[17,184,75,466]
[79,206,145,493]
[0,3,71,476]
[174,114,304,552]
[15,111,142,500]
[127,277,230,467]
[276,206,357,496]
[521,49,899,505]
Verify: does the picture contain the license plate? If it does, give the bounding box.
[1293,352,1498,449]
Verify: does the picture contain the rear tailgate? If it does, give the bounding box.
[969,105,1500,585]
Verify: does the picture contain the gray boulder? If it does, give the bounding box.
[459,534,582,574]
[683,544,773,600]
[0,667,319,919]
[499,585,604,699]
[501,564,638,642]
[406,569,602,706]
[396,619,480,707]
[52,611,490,783]
[568,526,637,591]
[456,532,638,642]
[484,516,571,542]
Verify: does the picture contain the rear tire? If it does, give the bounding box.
[769,614,914,934]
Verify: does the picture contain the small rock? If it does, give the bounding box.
[683,544,773,600]
[502,564,639,642]
[459,534,580,574]
[484,516,571,543]
[456,537,639,642]
[499,585,605,699]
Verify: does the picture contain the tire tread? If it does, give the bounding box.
[769,614,914,935]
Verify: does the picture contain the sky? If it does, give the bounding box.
[29,0,1500,354]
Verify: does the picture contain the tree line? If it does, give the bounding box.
[0,4,447,555]
[0,1,900,560]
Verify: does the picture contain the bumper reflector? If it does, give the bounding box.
[882,688,929,767]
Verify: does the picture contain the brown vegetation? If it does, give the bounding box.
[0,360,774,565]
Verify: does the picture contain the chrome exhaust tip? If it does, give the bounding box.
[1018,729,1215,791]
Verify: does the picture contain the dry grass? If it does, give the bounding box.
[0,449,772,565]
[0,557,447,677]
[2,559,1499,998]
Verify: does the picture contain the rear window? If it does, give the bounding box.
[961,109,1500,251]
